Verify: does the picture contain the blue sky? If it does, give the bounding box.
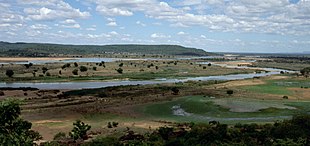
[0,0,309,53]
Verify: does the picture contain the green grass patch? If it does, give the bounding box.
[138,96,310,124]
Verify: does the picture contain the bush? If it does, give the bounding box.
[107,122,113,128]
[119,63,124,67]
[46,72,51,76]
[112,122,119,127]
[69,120,91,140]
[93,67,97,71]
[72,69,78,75]
[283,96,288,99]
[227,90,234,95]
[74,62,78,67]
[0,91,4,96]
[80,66,88,72]
[5,70,14,77]
[42,67,48,74]
[116,68,123,74]
[208,63,212,66]
[171,87,179,95]
[53,132,67,140]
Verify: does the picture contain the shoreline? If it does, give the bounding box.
[0,57,74,62]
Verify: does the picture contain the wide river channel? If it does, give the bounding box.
[0,58,291,90]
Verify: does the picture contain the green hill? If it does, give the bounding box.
[0,42,214,57]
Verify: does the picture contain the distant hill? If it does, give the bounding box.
[0,41,213,57]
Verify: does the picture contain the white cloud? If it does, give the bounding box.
[22,0,90,21]
[106,21,117,26]
[61,24,80,28]
[200,35,206,38]
[30,24,51,30]
[177,31,186,35]
[61,19,77,24]
[136,21,146,27]
[150,33,171,38]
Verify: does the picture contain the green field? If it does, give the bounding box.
[138,96,310,124]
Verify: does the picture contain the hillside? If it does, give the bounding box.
[0,42,213,57]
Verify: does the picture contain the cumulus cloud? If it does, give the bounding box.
[151,33,171,38]
[22,0,90,21]
[136,21,146,27]
[106,21,117,26]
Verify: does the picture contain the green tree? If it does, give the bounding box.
[79,66,88,72]
[116,68,123,74]
[42,67,48,74]
[119,63,124,67]
[69,120,91,140]
[72,69,78,75]
[0,99,42,145]
[300,67,310,77]
[5,70,14,77]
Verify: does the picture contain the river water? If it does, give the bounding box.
[0,57,291,90]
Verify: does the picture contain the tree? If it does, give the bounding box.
[5,70,14,77]
[116,68,123,74]
[0,99,42,145]
[74,62,78,67]
[42,67,48,74]
[72,69,78,75]
[171,87,179,95]
[79,66,88,72]
[208,63,212,66]
[69,120,91,140]
[93,67,97,71]
[300,67,310,77]
[227,90,234,95]
[119,63,124,67]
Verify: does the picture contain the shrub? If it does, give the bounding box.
[74,62,78,67]
[0,91,4,96]
[53,132,67,140]
[42,67,48,74]
[203,66,207,69]
[283,96,288,99]
[80,66,88,72]
[112,122,119,127]
[116,68,123,74]
[72,69,78,75]
[208,63,212,66]
[5,70,14,77]
[227,90,234,95]
[69,120,91,140]
[119,63,124,67]
[107,122,113,128]
[93,67,97,71]
[171,87,179,95]
[46,72,51,76]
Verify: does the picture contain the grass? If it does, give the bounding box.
[138,95,310,124]
[241,78,310,96]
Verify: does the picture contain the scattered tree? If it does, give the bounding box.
[5,70,14,77]
[69,120,91,140]
[227,90,234,95]
[93,67,97,71]
[74,62,78,67]
[116,68,123,74]
[42,67,48,74]
[0,99,42,145]
[300,67,310,77]
[208,63,212,66]
[119,63,124,67]
[79,66,88,72]
[72,69,78,75]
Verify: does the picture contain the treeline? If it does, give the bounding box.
[0,41,212,57]
[46,115,310,146]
